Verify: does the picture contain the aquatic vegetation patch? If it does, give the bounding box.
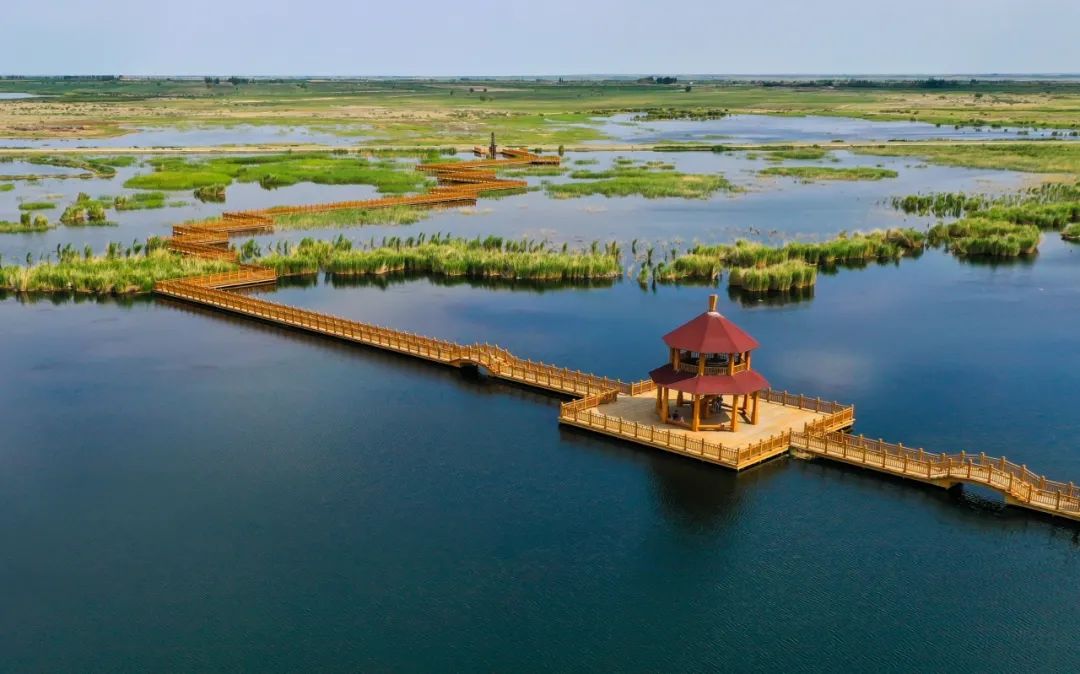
[893,183,1080,228]
[125,153,431,193]
[1062,223,1080,242]
[763,147,832,161]
[727,261,817,292]
[59,193,114,226]
[497,165,568,177]
[548,160,733,199]
[0,183,13,192]
[0,245,235,294]
[270,205,430,230]
[759,166,898,181]
[0,213,51,233]
[17,201,57,211]
[113,191,169,211]
[642,229,925,290]
[853,143,1080,176]
[928,218,1040,257]
[193,184,227,203]
[255,234,622,281]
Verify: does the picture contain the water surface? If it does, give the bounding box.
[1,237,1079,671]
[587,113,1071,144]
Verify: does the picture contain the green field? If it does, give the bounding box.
[3,77,1079,145]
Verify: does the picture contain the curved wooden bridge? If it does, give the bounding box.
[153,146,1080,525]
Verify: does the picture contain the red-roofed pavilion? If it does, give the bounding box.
[650,294,769,432]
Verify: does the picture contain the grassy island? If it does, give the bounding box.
[255,235,622,281]
[928,218,1040,257]
[640,229,925,291]
[853,143,1080,176]
[124,154,431,193]
[759,166,898,181]
[0,244,235,294]
[547,159,732,199]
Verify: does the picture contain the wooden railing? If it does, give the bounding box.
[156,277,627,398]
[675,360,750,376]
[761,388,849,415]
[790,431,1080,520]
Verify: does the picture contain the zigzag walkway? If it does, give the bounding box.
[153,146,1080,524]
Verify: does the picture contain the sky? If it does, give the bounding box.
[3,0,1078,76]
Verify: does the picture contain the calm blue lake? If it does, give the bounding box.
[0,138,1078,670]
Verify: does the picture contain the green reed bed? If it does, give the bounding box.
[852,143,1080,176]
[893,183,1080,225]
[255,234,622,281]
[686,229,924,273]
[125,153,431,193]
[928,218,1040,257]
[1062,223,1080,242]
[548,160,733,199]
[759,166,898,181]
[270,205,430,230]
[0,246,235,294]
[728,262,818,292]
[497,165,568,177]
[113,191,170,211]
[0,213,51,233]
[193,184,227,202]
[17,201,57,211]
[892,192,991,217]
[59,193,113,226]
[0,183,14,192]
[643,229,925,291]
[763,147,832,161]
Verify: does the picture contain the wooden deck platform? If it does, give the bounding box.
[559,388,855,471]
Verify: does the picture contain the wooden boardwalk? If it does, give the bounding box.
[152,145,1080,525]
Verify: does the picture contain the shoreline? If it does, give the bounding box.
[1,138,1079,156]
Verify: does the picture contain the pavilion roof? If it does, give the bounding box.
[649,364,769,395]
[662,305,759,354]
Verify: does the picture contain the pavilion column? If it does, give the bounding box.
[752,391,760,425]
[692,395,701,432]
[656,385,662,412]
[730,394,739,432]
[661,388,670,422]
[677,390,684,407]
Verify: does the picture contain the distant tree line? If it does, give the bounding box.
[637,76,679,85]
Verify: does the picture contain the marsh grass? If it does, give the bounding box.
[763,148,832,161]
[759,166,898,181]
[0,247,234,294]
[124,153,430,193]
[113,192,168,211]
[17,201,57,211]
[894,183,1080,228]
[0,183,13,192]
[271,206,429,230]
[0,213,51,233]
[1062,223,1080,241]
[928,218,1040,257]
[728,261,817,292]
[648,228,925,290]
[256,234,621,281]
[854,143,1080,175]
[549,160,733,199]
[193,184,227,202]
[497,165,568,177]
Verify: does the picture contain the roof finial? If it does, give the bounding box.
[708,294,718,313]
